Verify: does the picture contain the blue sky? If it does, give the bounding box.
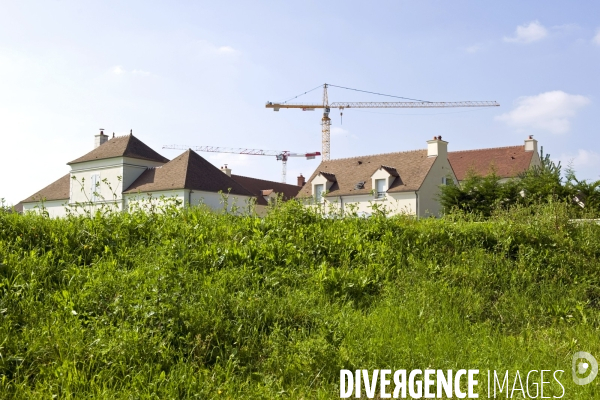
[1,1,599,205]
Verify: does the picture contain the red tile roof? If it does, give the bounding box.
[68,134,169,164]
[448,146,534,181]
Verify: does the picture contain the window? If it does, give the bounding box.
[90,174,100,202]
[314,184,324,203]
[442,177,453,186]
[375,179,386,199]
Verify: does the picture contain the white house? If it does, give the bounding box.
[21,130,301,216]
[297,136,541,217]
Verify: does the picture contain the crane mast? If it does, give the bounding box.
[162,145,320,184]
[266,84,500,161]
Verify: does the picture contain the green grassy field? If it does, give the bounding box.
[0,201,599,398]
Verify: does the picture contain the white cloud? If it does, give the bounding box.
[504,20,548,43]
[551,23,581,33]
[217,46,237,54]
[131,69,152,77]
[195,40,239,56]
[557,149,600,180]
[331,127,349,135]
[568,149,600,168]
[465,44,481,54]
[594,30,600,46]
[496,91,590,134]
[112,65,125,75]
[111,67,153,77]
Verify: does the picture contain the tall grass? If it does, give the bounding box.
[0,201,599,398]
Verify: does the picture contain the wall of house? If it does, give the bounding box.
[70,159,123,204]
[320,191,417,216]
[417,156,457,217]
[22,200,70,218]
[529,151,541,169]
[124,190,187,212]
[69,157,165,204]
[122,157,167,191]
[189,190,256,214]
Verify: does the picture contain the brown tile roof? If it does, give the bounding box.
[123,150,254,197]
[297,150,436,198]
[68,134,169,164]
[12,203,24,213]
[448,146,534,181]
[318,171,337,182]
[230,174,302,206]
[380,165,399,177]
[22,173,71,203]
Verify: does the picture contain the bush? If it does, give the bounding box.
[0,201,599,398]
[440,150,600,218]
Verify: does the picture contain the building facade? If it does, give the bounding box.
[297,136,540,217]
[21,131,301,216]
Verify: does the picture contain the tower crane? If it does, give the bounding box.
[266,83,500,161]
[162,145,320,184]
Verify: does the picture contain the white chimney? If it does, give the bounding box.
[426,136,448,158]
[221,164,232,177]
[95,129,109,149]
[524,135,538,152]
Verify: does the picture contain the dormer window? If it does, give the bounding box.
[311,171,336,203]
[315,184,325,203]
[375,179,386,199]
[371,165,398,200]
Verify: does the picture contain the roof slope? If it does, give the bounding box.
[448,146,533,181]
[22,173,71,203]
[68,134,169,164]
[123,150,254,196]
[297,150,436,198]
[230,174,302,206]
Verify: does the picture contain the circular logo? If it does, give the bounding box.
[572,351,598,385]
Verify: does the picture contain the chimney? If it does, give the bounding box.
[524,135,538,152]
[426,135,448,158]
[297,173,306,187]
[94,129,108,149]
[221,164,232,177]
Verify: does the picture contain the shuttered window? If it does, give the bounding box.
[90,174,101,202]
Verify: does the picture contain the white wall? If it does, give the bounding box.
[124,190,187,212]
[319,191,417,216]
[189,190,256,214]
[69,157,166,205]
[122,157,167,191]
[124,189,257,215]
[22,200,69,218]
[417,156,457,217]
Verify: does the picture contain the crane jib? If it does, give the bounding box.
[265,101,499,109]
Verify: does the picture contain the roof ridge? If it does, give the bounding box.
[182,150,195,188]
[449,145,523,154]
[327,148,426,162]
[109,134,132,140]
